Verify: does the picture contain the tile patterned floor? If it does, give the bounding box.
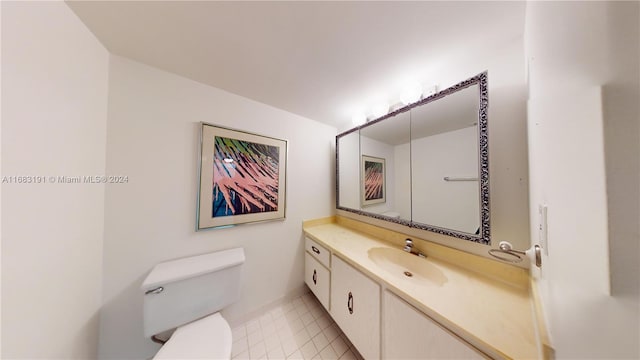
[230,292,364,360]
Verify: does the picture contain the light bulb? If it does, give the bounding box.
[399,81,423,105]
[351,112,366,126]
[424,84,438,97]
[371,102,389,119]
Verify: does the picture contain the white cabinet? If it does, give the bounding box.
[305,237,330,268]
[304,252,330,310]
[384,290,485,359]
[331,256,380,360]
[304,237,487,360]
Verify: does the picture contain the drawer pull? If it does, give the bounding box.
[145,286,164,295]
[347,291,354,314]
[313,269,317,284]
[311,246,321,255]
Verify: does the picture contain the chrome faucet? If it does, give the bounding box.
[403,238,426,258]
[403,238,414,253]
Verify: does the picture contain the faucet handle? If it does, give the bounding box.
[405,238,413,247]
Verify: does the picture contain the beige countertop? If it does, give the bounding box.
[303,217,539,360]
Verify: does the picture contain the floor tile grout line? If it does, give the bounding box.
[231,293,363,360]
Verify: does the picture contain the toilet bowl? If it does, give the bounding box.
[153,312,232,359]
[141,248,245,359]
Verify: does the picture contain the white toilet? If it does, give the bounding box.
[141,247,245,359]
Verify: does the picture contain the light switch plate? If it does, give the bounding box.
[538,204,548,255]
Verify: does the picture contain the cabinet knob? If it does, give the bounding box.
[347,292,354,314]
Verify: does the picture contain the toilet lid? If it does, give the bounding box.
[154,312,232,359]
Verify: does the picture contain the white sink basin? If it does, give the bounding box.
[367,247,447,286]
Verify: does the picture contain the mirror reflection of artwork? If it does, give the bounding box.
[362,155,385,206]
[213,136,279,217]
[198,123,287,230]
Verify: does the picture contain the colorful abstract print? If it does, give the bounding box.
[364,160,383,200]
[212,136,279,217]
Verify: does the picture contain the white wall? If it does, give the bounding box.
[1,1,109,358]
[0,2,4,356]
[525,1,639,358]
[99,56,336,359]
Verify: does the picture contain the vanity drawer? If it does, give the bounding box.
[305,252,330,310]
[305,237,330,268]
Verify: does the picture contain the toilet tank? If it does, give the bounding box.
[141,248,245,338]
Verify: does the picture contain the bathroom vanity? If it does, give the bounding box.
[303,216,548,360]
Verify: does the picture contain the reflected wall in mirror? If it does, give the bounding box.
[337,131,360,210]
[336,72,489,244]
[359,111,411,222]
[411,84,480,234]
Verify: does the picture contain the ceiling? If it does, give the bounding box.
[67,1,525,131]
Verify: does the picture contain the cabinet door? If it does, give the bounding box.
[384,291,485,359]
[305,252,330,310]
[330,256,380,359]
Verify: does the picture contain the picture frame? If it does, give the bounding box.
[361,155,385,206]
[197,123,287,230]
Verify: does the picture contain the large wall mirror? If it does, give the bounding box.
[336,72,490,244]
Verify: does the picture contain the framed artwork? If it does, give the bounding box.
[197,123,287,230]
[361,155,385,206]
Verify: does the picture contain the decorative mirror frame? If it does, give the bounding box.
[335,72,490,244]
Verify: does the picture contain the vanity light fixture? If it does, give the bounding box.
[371,102,390,119]
[351,112,367,126]
[399,81,423,105]
[424,84,438,97]
[350,82,438,123]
